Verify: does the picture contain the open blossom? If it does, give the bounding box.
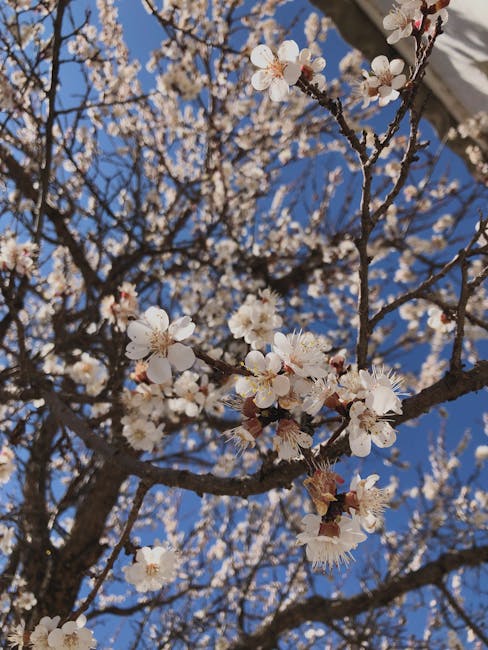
[347,401,397,457]
[250,40,302,102]
[298,48,326,90]
[303,462,345,516]
[100,282,138,330]
[123,544,177,592]
[46,615,96,649]
[228,288,282,349]
[223,417,262,455]
[126,307,195,383]
[273,419,312,460]
[235,350,290,409]
[359,366,403,415]
[121,416,165,452]
[29,616,61,649]
[383,2,421,44]
[0,237,37,277]
[364,56,406,107]
[68,353,108,396]
[297,513,367,570]
[273,331,328,379]
[0,524,15,555]
[0,445,15,484]
[346,474,391,532]
[427,306,456,333]
[302,375,338,416]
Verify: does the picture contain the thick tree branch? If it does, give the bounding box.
[228,545,488,650]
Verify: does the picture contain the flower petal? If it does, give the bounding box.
[349,430,371,457]
[269,78,290,102]
[272,374,290,396]
[252,69,272,91]
[144,307,169,331]
[169,315,195,341]
[278,40,299,62]
[127,320,152,344]
[390,58,405,75]
[125,342,150,360]
[245,350,266,372]
[251,44,274,68]
[371,55,389,75]
[283,62,301,85]
[167,342,195,371]
[147,355,172,383]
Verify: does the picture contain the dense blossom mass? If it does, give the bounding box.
[1,0,487,647]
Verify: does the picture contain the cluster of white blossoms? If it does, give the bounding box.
[251,1,450,108]
[228,288,283,349]
[100,281,138,330]
[383,0,450,44]
[250,40,325,102]
[123,543,177,593]
[297,464,390,569]
[0,445,15,484]
[9,614,96,649]
[0,235,37,277]
[225,294,404,461]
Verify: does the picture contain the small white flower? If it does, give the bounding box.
[302,375,338,416]
[475,445,488,463]
[123,544,177,593]
[250,40,302,102]
[0,237,37,277]
[364,56,407,106]
[46,615,96,649]
[274,419,312,460]
[298,48,326,90]
[0,445,15,484]
[0,525,15,555]
[359,366,403,415]
[228,289,282,349]
[427,306,456,333]
[383,2,421,44]
[348,474,391,532]
[126,307,195,383]
[7,622,26,649]
[347,401,397,457]
[273,331,328,379]
[29,616,61,650]
[235,351,290,409]
[297,513,367,570]
[121,417,165,452]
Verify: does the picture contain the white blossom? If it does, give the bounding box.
[121,416,165,452]
[235,350,290,409]
[123,544,177,592]
[0,445,15,484]
[250,40,302,102]
[46,615,96,649]
[30,616,61,650]
[297,513,367,570]
[273,331,328,379]
[347,401,397,457]
[274,419,312,460]
[126,306,195,383]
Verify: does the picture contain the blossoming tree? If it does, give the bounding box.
[0,0,487,648]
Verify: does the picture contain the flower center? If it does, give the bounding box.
[150,329,172,355]
[146,562,160,576]
[64,632,79,648]
[268,59,286,79]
